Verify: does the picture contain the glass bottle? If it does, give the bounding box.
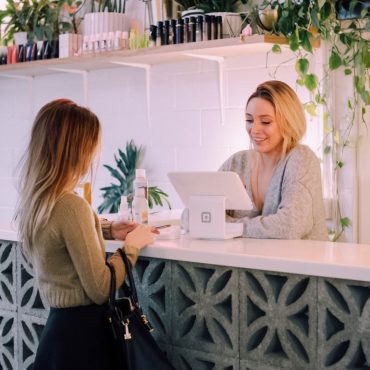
[196,16,203,42]
[176,19,184,44]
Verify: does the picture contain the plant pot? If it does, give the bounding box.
[257,8,278,31]
[13,32,28,46]
[181,9,205,19]
[207,12,243,38]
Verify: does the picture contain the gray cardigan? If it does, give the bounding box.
[219,145,328,241]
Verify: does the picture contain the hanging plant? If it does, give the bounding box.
[98,140,171,214]
[255,0,370,240]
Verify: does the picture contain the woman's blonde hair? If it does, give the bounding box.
[247,80,306,157]
[15,99,101,256]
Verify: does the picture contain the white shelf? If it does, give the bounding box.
[0,35,272,78]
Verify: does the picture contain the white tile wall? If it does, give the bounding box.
[0,51,328,232]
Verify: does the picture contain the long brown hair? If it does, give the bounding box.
[15,99,101,256]
[247,80,306,157]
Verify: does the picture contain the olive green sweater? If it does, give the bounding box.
[30,193,139,308]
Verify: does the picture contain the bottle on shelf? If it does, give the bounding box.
[157,21,163,47]
[204,15,212,41]
[217,16,223,39]
[196,16,203,42]
[176,19,184,44]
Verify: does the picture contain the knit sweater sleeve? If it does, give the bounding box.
[55,195,138,305]
[242,149,319,239]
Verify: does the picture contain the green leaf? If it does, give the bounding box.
[324,145,331,154]
[336,160,344,168]
[272,44,281,54]
[304,74,318,92]
[289,31,299,52]
[300,30,313,53]
[329,52,342,70]
[344,68,352,75]
[295,58,309,75]
[340,217,351,227]
[320,2,331,21]
[296,78,305,86]
[304,101,318,116]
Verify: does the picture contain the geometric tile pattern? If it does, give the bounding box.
[131,257,172,344]
[16,248,49,318]
[18,314,46,370]
[240,270,318,370]
[172,346,239,370]
[0,241,17,311]
[1,238,370,370]
[318,278,370,370]
[172,261,239,358]
[0,309,17,370]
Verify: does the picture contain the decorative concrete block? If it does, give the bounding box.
[172,346,239,370]
[240,359,294,370]
[317,277,370,369]
[239,269,318,370]
[0,309,17,370]
[17,314,46,370]
[16,247,49,318]
[171,261,239,357]
[131,257,172,344]
[0,241,17,311]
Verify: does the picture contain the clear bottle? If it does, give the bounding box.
[119,195,132,221]
[133,168,148,199]
[133,188,148,224]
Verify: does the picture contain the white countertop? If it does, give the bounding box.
[105,236,370,282]
[2,215,370,282]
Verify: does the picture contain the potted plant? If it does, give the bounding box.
[98,140,171,214]
[0,0,35,45]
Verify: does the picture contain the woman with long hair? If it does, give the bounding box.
[15,99,156,369]
[219,80,328,240]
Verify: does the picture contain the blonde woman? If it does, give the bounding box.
[15,99,156,370]
[219,80,328,240]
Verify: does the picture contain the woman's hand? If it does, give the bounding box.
[111,221,138,240]
[125,224,156,250]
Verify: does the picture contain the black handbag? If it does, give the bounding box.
[106,248,175,370]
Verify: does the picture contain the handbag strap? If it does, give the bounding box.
[117,248,140,307]
[106,261,116,313]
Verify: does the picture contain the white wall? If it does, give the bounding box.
[0,50,322,227]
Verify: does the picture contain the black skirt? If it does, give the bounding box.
[33,304,121,370]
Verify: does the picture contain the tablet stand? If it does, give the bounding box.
[188,195,243,239]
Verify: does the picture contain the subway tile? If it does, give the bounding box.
[175,71,220,110]
[152,60,201,75]
[201,109,249,148]
[150,110,201,147]
[0,179,17,208]
[141,146,177,183]
[0,149,15,178]
[176,145,230,171]
[32,73,84,109]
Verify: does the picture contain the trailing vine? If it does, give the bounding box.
[256,0,370,241]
